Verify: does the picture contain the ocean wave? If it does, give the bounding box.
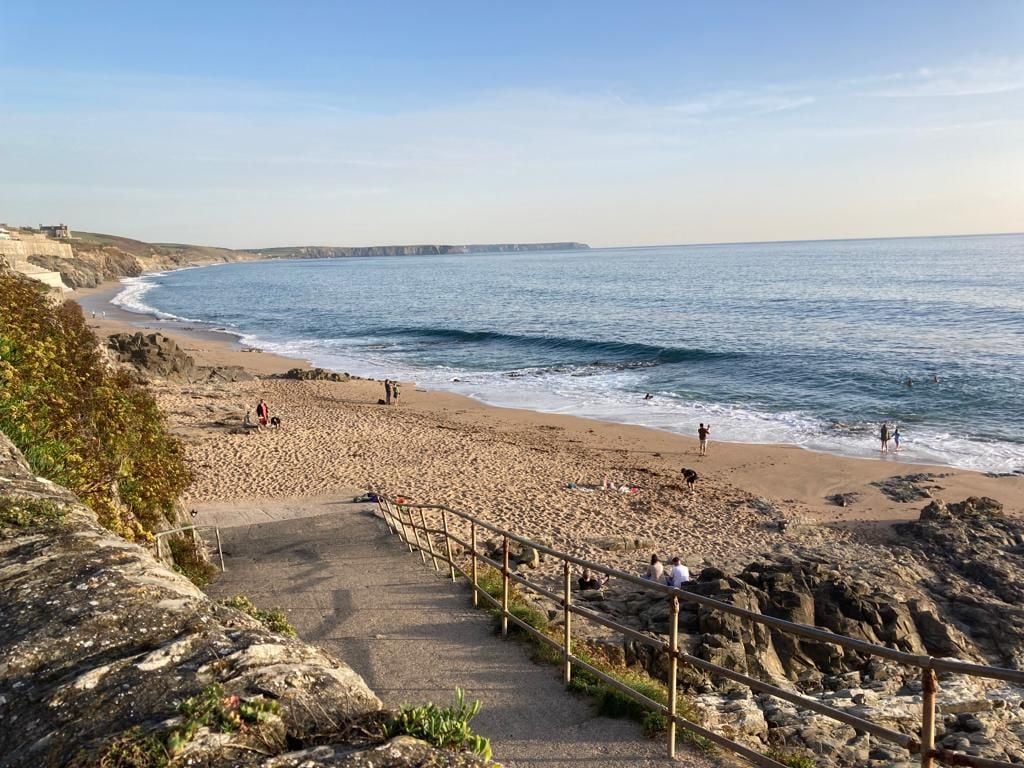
[111,274,205,323]
[378,326,735,365]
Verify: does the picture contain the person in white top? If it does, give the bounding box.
[644,554,664,582]
[665,557,690,588]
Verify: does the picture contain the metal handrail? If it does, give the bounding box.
[153,524,225,572]
[375,496,1024,768]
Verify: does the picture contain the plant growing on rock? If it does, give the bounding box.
[0,273,191,540]
[166,683,281,756]
[386,688,492,760]
[221,594,297,636]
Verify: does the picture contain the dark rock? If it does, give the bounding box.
[107,331,196,380]
[872,474,936,503]
[826,493,859,507]
[278,367,351,382]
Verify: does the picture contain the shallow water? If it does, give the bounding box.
[113,233,1024,473]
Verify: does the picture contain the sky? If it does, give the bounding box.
[1,1,1022,248]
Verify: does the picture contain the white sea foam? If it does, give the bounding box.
[242,333,1024,474]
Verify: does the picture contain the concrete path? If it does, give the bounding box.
[202,497,720,768]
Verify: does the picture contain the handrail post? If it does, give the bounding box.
[408,507,427,564]
[921,667,937,768]
[215,527,225,572]
[668,594,680,758]
[441,509,456,582]
[501,535,510,637]
[563,560,572,685]
[378,500,395,534]
[394,502,413,551]
[471,521,479,607]
[420,508,440,571]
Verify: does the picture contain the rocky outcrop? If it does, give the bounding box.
[896,496,1024,670]
[107,331,255,383]
[278,367,351,382]
[0,433,488,767]
[569,498,1024,766]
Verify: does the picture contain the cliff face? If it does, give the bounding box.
[0,432,486,768]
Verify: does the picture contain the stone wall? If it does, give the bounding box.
[0,432,488,767]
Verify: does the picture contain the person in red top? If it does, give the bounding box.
[256,398,269,427]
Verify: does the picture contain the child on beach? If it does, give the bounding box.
[392,381,401,404]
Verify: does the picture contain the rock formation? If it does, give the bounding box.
[107,331,254,383]
[571,500,1024,765]
[0,433,488,767]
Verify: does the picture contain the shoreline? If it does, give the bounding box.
[71,281,1023,568]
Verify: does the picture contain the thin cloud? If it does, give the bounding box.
[858,60,1024,98]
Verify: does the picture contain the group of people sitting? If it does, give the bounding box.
[577,554,691,591]
[645,554,690,586]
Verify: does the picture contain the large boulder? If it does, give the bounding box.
[107,331,196,380]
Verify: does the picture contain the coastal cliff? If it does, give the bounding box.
[7,226,589,290]
[0,432,488,768]
[250,242,590,259]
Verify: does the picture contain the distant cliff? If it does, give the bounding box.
[250,242,590,259]
[8,226,589,290]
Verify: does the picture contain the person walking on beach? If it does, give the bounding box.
[697,423,710,456]
[392,380,401,405]
[880,422,890,453]
[384,379,392,405]
[255,398,269,428]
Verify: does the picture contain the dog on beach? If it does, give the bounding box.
[269,415,282,429]
[680,468,699,495]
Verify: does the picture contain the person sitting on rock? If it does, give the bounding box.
[665,557,690,588]
[644,554,664,582]
[578,568,608,591]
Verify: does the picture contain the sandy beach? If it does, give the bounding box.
[74,282,1024,574]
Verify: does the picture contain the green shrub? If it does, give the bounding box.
[0,274,191,540]
[168,536,217,587]
[0,497,66,530]
[221,595,297,637]
[386,688,492,761]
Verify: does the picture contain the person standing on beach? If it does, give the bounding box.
[893,427,901,452]
[384,379,392,405]
[256,398,269,427]
[698,423,710,456]
[392,380,401,405]
[880,423,890,453]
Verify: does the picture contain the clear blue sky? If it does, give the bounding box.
[2,1,1022,247]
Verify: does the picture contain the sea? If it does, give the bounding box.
[112,233,1024,474]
